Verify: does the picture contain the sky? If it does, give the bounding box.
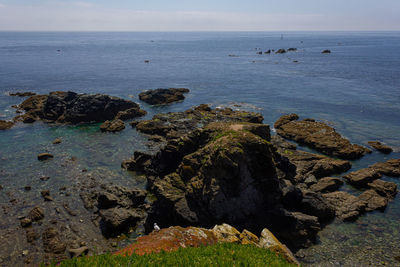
[0,0,399,31]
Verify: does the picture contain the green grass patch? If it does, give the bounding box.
[50,243,296,267]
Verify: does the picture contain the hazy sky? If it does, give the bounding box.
[0,0,399,31]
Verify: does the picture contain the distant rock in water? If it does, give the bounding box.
[287,48,297,52]
[367,141,393,154]
[8,92,36,97]
[139,88,190,105]
[321,50,331,54]
[274,114,371,159]
[264,50,271,54]
[13,91,146,124]
[0,120,14,130]
[275,49,287,54]
[38,153,54,161]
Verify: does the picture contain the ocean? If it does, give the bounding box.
[0,31,400,266]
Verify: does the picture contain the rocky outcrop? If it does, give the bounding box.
[368,141,393,154]
[14,91,146,124]
[322,50,331,54]
[274,114,371,159]
[344,159,400,187]
[115,224,299,265]
[0,120,14,130]
[276,49,287,54]
[134,104,263,140]
[139,88,190,105]
[129,122,324,249]
[100,119,125,132]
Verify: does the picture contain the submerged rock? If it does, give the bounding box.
[368,141,393,154]
[52,138,62,144]
[139,88,190,105]
[15,91,146,124]
[0,120,14,130]
[274,114,371,159]
[100,119,125,132]
[28,206,45,221]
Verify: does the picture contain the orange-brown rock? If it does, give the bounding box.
[115,226,217,256]
[115,224,299,265]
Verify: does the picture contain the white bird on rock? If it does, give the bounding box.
[154,223,160,231]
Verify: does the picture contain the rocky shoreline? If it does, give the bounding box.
[1,92,399,265]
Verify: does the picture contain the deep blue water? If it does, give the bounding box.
[0,32,400,266]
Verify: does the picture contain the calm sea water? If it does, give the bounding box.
[0,32,400,266]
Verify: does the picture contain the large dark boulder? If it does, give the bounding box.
[15,91,146,124]
[139,88,190,105]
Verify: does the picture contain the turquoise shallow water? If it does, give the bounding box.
[0,31,400,265]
